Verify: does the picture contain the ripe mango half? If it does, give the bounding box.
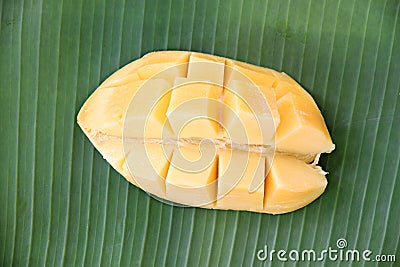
[77,51,335,214]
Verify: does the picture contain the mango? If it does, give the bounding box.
[77,51,334,214]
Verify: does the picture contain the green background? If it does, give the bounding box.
[1,0,399,266]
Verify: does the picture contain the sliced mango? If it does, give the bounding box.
[187,52,225,85]
[264,155,327,214]
[165,145,218,207]
[126,142,173,198]
[77,51,335,214]
[222,80,278,144]
[217,150,265,211]
[225,59,278,89]
[275,93,335,155]
[124,79,174,138]
[166,78,222,138]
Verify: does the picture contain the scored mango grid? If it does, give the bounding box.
[75,51,332,214]
[123,53,278,209]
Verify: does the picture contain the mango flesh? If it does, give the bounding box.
[165,145,218,207]
[167,78,222,138]
[77,51,335,214]
[222,81,278,145]
[217,150,265,211]
[264,155,328,213]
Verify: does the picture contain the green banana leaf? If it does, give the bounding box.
[1,0,399,266]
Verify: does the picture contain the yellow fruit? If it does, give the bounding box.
[77,51,335,214]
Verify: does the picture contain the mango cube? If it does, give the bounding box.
[165,146,218,206]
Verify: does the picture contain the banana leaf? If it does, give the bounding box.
[1,0,399,266]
